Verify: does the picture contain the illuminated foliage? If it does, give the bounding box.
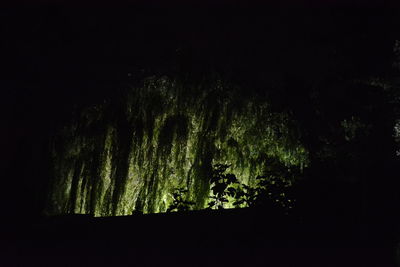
[47,76,309,216]
[395,119,400,156]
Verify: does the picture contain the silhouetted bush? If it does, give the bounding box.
[166,188,195,212]
[207,161,297,215]
[208,164,240,209]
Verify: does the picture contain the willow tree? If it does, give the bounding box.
[46,76,308,216]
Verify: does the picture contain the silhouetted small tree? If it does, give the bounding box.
[167,188,195,212]
[210,159,298,215]
[208,164,239,209]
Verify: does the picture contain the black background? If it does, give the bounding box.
[3,4,399,219]
[1,2,400,266]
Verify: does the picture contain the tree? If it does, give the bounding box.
[208,164,240,210]
[167,188,195,212]
[208,161,298,215]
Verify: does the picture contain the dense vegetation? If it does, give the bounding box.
[48,76,309,216]
[47,60,400,220]
[2,10,399,242]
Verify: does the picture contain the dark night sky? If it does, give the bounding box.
[2,7,398,116]
[1,4,400,219]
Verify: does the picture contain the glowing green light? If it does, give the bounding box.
[48,76,309,216]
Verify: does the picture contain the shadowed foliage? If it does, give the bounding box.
[48,76,308,216]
